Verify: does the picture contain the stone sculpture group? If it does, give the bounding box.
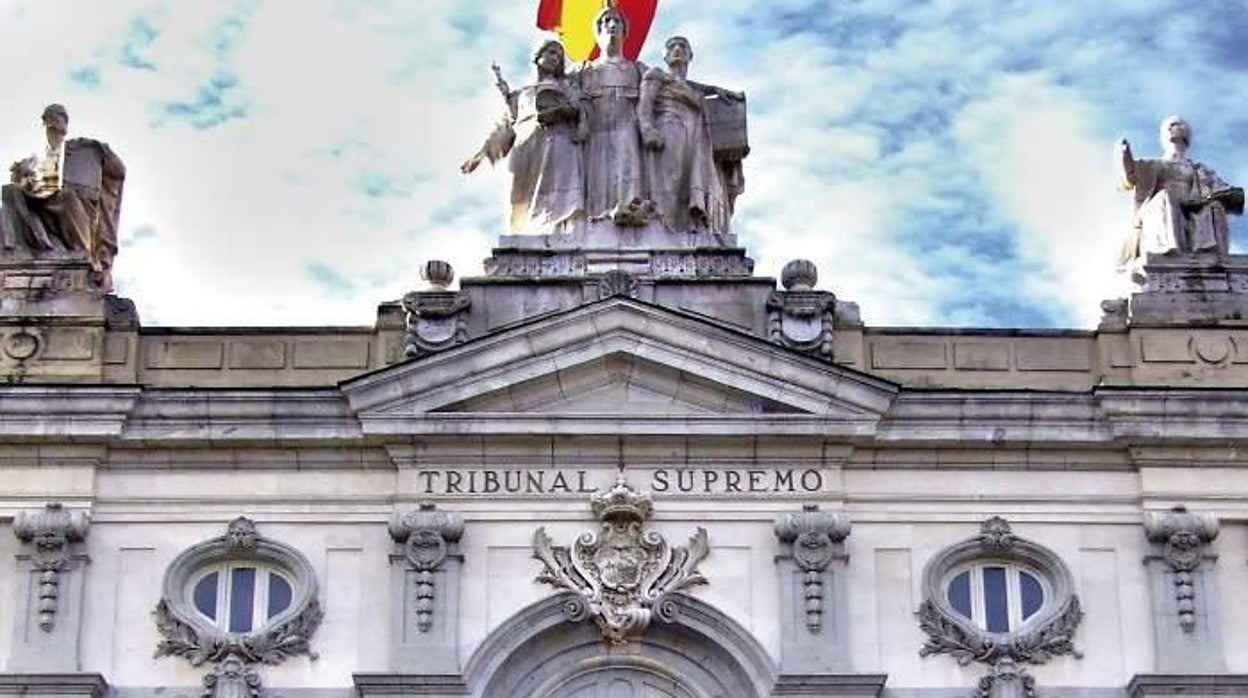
[0,20,1242,301]
[462,5,746,236]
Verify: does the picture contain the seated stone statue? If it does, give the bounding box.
[0,104,125,290]
[1117,116,1243,282]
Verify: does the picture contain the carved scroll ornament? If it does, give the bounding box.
[533,476,709,644]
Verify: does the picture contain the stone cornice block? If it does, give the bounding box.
[771,673,888,696]
[353,673,469,696]
[1127,673,1248,696]
[1098,389,1248,440]
[0,673,108,697]
[0,386,139,438]
[122,388,361,443]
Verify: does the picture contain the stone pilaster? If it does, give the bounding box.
[8,504,90,672]
[773,504,852,674]
[388,504,465,673]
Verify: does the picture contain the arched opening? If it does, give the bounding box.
[465,593,775,698]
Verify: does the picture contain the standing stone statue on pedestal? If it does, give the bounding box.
[1116,116,1243,283]
[462,41,587,235]
[0,104,125,291]
[577,5,652,226]
[639,36,734,234]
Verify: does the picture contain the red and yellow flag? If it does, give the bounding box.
[536,0,658,63]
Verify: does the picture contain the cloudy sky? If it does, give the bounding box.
[2,0,1245,328]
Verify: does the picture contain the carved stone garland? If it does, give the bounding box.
[13,503,90,632]
[1143,505,1218,633]
[533,476,709,645]
[917,517,1082,698]
[154,517,323,698]
[774,504,850,632]
[388,504,465,632]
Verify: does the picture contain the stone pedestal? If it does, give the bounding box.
[0,259,120,382]
[1123,253,1248,325]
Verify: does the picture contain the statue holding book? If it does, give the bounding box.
[1117,115,1243,282]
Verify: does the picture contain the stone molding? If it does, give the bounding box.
[0,673,108,697]
[770,673,888,696]
[533,476,709,644]
[353,673,470,697]
[918,518,1082,697]
[463,591,777,698]
[154,517,322,698]
[1127,673,1248,697]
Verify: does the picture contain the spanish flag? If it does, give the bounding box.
[536,0,658,63]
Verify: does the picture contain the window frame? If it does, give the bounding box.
[159,517,319,641]
[920,518,1078,644]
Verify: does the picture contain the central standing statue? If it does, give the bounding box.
[578,5,651,226]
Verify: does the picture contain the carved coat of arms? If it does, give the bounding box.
[533,477,709,644]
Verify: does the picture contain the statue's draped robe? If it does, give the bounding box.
[507,80,585,234]
[1119,157,1238,272]
[641,67,728,234]
[578,58,646,219]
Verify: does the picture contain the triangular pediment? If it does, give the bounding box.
[341,298,897,434]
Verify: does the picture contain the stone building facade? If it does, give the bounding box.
[2,225,1248,698]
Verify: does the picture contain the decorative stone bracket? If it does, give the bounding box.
[774,505,850,633]
[13,503,90,632]
[402,261,471,358]
[388,504,465,633]
[533,476,709,645]
[1143,505,1218,633]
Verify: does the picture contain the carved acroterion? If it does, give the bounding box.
[402,260,471,357]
